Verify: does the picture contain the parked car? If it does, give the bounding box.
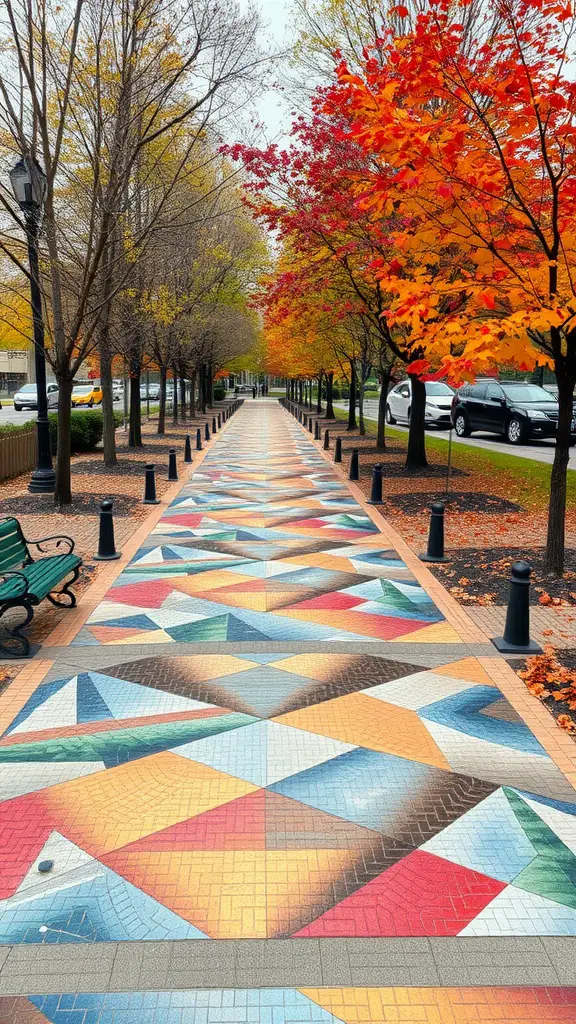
[385,380,455,427]
[112,382,123,401]
[140,382,160,400]
[13,382,59,411]
[234,384,253,394]
[451,379,576,444]
[71,383,103,408]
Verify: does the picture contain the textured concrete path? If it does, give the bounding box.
[0,399,575,1021]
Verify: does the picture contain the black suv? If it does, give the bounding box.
[451,380,576,445]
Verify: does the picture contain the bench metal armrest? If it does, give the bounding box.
[24,533,75,556]
[0,570,30,599]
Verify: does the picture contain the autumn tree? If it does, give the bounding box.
[333,0,575,571]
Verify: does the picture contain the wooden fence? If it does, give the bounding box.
[0,429,37,483]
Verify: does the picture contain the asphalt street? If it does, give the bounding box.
[334,399,576,470]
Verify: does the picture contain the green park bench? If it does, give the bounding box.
[0,516,82,657]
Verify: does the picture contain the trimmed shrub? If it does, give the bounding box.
[0,420,36,436]
[48,411,103,454]
[213,385,226,401]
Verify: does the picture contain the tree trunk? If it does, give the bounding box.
[55,375,73,505]
[376,368,391,450]
[158,366,166,435]
[358,380,365,436]
[128,359,142,447]
[190,372,196,418]
[172,368,179,425]
[100,343,117,467]
[545,368,575,573]
[180,376,187,420]
[316,372,323,415]
[200,365,207,414]
[325,372,335,418]
[405,374,428,469]
[298,379,303,404]
[347,361,357,430]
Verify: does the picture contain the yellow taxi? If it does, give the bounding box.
[71,383,103,407]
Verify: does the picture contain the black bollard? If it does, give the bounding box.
[314,421,320,440]
[334,436,342,463]
[419,502,450,563]
[349,448,359,481]
[94,499,121,561]
[367,464,383,504]
[218,413,221,429]
[309,417,314,433]
[324,429,330,450]
[143,464,160,505]
[196,428,203,451]
[168,448,178,481]
[493,562,542,653]
[205,422,210,441]
[212,416,217,433]
[184,435,193,463]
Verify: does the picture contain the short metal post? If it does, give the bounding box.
[493,562,542,653]
[367,464,383,504]
[349,448,359,480]
[205,422,210,441]
[143,464,160,505]
[212,416,217,433]
[314,421,320,440]
[334,436,342,462]
[94,499,121,560]
[184,435,192,463]
[323,429,330,450]
[218,413,221,429]
[168,448,178,481]
[196,428,203,450]
[419,502,450,562]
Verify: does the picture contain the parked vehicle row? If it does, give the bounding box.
[385,377,576,445]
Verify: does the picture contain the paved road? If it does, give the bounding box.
[0,398,132,426]
[335,400,576,470]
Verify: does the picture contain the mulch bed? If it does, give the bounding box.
[429,547,576,606]
[387,491,523,515]
[0,492,141,517]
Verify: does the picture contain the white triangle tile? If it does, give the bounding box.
[14,831,104,901]
[265,720,357,785]
[10,678,78,734]
[459,885,576,936]
[0,762,104,802]
[361,671,478,710]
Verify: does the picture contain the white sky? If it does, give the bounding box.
[239,0,296,144]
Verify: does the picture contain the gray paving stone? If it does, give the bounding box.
[0,973,112,995]
[2,945,117,974]
[319,940,352,986]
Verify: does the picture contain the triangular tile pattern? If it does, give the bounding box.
[1,401,575,943]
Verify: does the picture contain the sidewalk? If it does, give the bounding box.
[0,399,575,1021]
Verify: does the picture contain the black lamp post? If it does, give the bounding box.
[9,156,55,493]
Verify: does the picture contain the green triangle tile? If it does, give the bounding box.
[168,616,230,642]
[504,787,576,908]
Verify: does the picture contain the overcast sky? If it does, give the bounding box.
[239,0,296,144]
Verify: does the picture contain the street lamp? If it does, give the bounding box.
[9,155,55,493]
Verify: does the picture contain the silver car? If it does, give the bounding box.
[13,382,59,411]
[386,380,454,427]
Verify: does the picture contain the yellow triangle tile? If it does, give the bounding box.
[433,657,495,685]
[299,989,398,1023]
[108,628,173,645]
[275,693,450,770]
[390,622,462,643]
[168,655,260,680]
[42,753,259,856]
[170,572,255,595]
[273,654,359,681]
[202,591,268,612]
[103,849,268,938]
[266,849,358,938]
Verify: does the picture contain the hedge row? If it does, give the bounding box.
[0,412,122,453]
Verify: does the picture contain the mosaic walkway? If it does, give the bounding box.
[0,399,575,1015]
[2,986,576,1023]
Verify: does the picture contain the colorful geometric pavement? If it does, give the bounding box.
[0,401,575,955]
[2,987,576,1023]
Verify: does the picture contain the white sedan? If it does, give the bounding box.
[386,380,455,427]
